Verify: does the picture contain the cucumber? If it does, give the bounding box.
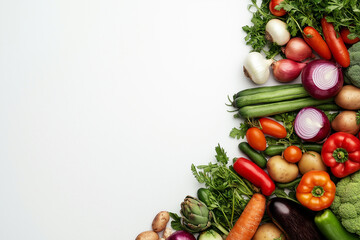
[276,178,301,189]
[264,143,323,156]
[316,103,342,111]
[238,142,267,168]
[233,84,302,99]
[233,86,310,108]
[238,97,334,118]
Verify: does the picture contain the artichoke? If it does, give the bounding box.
[180,196,212,233]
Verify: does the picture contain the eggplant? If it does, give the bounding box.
[267,198,325,240]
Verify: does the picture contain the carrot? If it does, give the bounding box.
[226,193,266,240]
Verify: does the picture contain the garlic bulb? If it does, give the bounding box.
[243,52,274,85]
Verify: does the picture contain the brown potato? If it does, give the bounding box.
[136,231,159,240]
[152,211,170,233]
[298,151,327,175]
[253,223,286,240]
[335,85,360,110]
[331,111,360,135]
[267,155,299,183]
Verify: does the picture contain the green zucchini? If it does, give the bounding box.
[238,97,334,118]
[264,143,323,156]
[233,84,302,99]
[233,86,310,108]
[238,142,267,168]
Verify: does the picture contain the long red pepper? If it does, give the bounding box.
[233,157,275,196]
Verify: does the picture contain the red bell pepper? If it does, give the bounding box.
[233,157,275,196]
[321,132,360,178]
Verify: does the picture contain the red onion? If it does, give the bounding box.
[167,231,196,240]
[272,59,307,83]
[284,37,313,62]
[294,107,330,142]
[301,59,343,99]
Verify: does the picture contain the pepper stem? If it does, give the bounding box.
[312,186,325,197]
[333,148,349,163]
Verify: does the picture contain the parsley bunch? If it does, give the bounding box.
[191,145,255,232]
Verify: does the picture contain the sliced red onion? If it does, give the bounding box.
[301,59,343,99]
[294,107,330,142]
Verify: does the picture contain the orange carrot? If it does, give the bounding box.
[226,193,266,240]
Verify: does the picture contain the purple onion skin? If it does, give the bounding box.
[167,231,196,240]
[301,59,343,100]
[294,107,331,142]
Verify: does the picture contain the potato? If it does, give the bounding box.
[267,155,299,183]
[335,85,360,110]
[253,223,286,240]
[152,211,170,232]
[298,151,327,174]
[331,111,360,135]
[136,231,159,240]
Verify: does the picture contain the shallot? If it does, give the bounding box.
[284,37,314,62]
[272,59,307,83]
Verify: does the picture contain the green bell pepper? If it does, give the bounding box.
[314,209,358,240]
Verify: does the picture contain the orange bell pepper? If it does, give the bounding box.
[296,170,336,211]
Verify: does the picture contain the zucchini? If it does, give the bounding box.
[233,84,302,99]
[264,143,323,156]
[233,86,310,108]
[238,97,334,118]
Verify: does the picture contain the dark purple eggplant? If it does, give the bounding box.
[267,198,325,240]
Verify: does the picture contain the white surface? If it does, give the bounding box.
[0,0,279,239]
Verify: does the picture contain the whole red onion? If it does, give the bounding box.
[167,230,196,240]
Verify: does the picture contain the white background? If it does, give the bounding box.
[0,0,280,239]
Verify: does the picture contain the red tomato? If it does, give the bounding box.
[269,0,286,17]
[340,28,360,45]
[246,127,267,151]
[259,118,287,139]
[283,145,302,163]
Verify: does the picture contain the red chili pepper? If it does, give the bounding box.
[233,157,275,196]
[321,132,360,178]
[340,27,360,45]
[321,17,350,67]
[303,26,332,60]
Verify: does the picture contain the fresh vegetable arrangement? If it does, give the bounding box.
[136,1,360,239]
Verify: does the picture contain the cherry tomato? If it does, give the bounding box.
[269,0,286,17]
[340,28,360,45]
[283,145,302,163]
[246,127,267,151]
[303,26,332,60]
[321,17,350,67]
[259,117,287,139]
